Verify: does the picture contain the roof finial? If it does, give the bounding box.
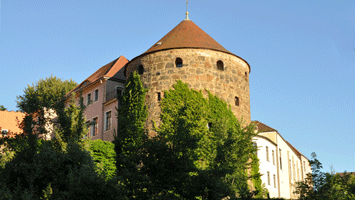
[185,0,189,20]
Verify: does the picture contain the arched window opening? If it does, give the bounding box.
[235,96,239,106]
[138,65,144,75]
[175,57,183,68]
[217,60,224,71]
[245,72,248,77]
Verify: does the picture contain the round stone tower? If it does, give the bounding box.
[125,19,251,131]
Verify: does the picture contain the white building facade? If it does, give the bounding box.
[253,121,312,199]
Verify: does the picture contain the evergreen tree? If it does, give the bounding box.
[0,105,6,111]
[114,71,149,198]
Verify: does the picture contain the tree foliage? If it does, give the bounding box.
[114,71,149,198]
[295,152,355,200]
[17,75,77,114]
[114,76,262,199]
[0,105,6,111]
[0,76,122,199]
[88,139,116,179]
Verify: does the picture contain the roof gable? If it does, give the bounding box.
[69,55,129,94]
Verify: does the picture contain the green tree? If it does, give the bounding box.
[88,139,117,179]
[0,105,6,111]
[295,152,355,200]
[17,75,77,114]
[113,71,149,198]
[140,81,260,199]
[0,91,122,199]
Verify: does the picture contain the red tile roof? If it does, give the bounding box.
[144,20,233,55]
[253,121,277,133]
[69,55,129,94]
[0,110,25,134]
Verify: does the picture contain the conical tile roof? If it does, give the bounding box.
[144,20,233,55]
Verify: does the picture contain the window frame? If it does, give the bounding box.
[105,111,112,131]
[94,89,99,102]
[87,93,92,105]
[92,117,98,136]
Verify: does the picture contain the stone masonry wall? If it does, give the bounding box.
[125,49,251,134]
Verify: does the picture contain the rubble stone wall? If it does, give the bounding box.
[125,48,251,133]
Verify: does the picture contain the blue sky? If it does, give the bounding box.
[1,0,354,173]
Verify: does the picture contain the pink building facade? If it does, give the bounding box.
[65,56,128,141]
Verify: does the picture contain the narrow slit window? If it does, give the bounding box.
[138,65,144,75]
[217,60,224,71]
[175,57,183,68]
[157,92,161,101]
[235,96,239,106]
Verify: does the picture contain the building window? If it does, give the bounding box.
[116,87,123,98]
[217,60,224,71]
[105,111,111,131]
[267,171,270,185]
[289,159,292,180]
[272,150,275,165]
[175,57,183,68]
[87,93,92,105]
[253,142,257,156]
[235,96,239,106]
[138,65,144,75]
[273,174,276,188]
[279,148,282,170]
[92,117,98,136]
[94,89,99,101]
[303,161,306,172]
[266,146,269,162]
[157,92,161,101]
[1,129,8,137]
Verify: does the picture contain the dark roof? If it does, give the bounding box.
[285,140,302,157]
[253,121,277,133]
[337,172,355,177]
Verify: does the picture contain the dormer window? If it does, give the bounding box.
[116,87,124,98]
[138,65,144,75]
[175,57,183,68]
[217,60,224,71]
